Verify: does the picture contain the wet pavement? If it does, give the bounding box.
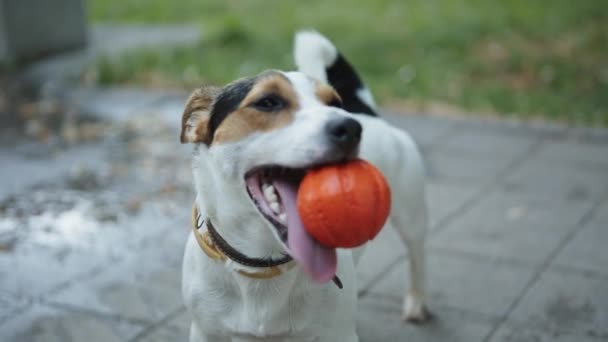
[1,87,607,342]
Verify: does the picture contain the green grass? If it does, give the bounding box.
[89,0,608,125]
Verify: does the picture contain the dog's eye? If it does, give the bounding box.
[252,95,285,112]
[328,97,343,109]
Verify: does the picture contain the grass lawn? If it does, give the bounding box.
[89,0,608,125]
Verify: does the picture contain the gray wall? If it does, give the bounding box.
[0,0,87,64]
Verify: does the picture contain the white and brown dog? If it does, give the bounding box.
[180,31,430,341]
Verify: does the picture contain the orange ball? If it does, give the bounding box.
[297,159,391,248]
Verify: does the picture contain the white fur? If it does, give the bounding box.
[294,31,338,83]
[356,87,377,110]
[183,35,429,342]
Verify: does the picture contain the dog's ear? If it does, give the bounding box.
[180,86,221,144]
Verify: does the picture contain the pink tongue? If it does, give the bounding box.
[273,179,337,283]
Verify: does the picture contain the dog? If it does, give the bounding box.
[180,31,430,341]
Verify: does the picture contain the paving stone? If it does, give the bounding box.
[369,252,536,317]
[137,93,188,131]
[502,159,608,201]
[433,127,536,159]
[356,225,405,291]
[508,269,608,337]
[351,181,471,291]
[0,292,30,324]
[426,181,479,229]
[68,87,171,122]
[357,295,494,342]
[384,114,454,148]
[0,144,107,199]
[135,309,190,342]
[0,303,144,342]
[0,243,104,298]
[424,150,513,184]
[430,191,593,264]
[489,322,604,342]
[534,139,608,167]
[47,241,185,322]
[554,219,608,276]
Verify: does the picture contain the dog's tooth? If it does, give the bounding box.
[278,213,287,223]
[263,184,277,202]
[269,201,280,213]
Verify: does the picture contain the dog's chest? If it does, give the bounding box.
[193,276,339,339]
[183,231,359,341]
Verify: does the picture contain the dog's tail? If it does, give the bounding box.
[294,30,378,116]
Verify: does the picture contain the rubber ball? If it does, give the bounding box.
[297,159,391,248]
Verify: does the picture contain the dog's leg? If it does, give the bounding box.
[189,323,228,342]
[392,202,431,323]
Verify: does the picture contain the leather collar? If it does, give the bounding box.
[191,203,342,288]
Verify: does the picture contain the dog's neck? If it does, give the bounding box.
[192,148,286,261]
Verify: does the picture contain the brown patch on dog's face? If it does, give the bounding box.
[314,81,343,108]
[212,72,300,144]
[180,86,220,143]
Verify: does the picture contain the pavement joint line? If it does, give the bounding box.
[43,260,116,299]
[429,135,544,236]
[75,88,171,123]
[357,254,405,298]
[363,292,501,324]
[142,93,183,113]
[481,188,608,342]
[502,317,608,341]
[41,299,155,327]
[429,246,537,269]
[128,306,187,342]
[549,263,608,280]
[0,297,34,327]
[423,121,460,152]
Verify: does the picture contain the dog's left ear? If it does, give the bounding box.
[180,86,220,144]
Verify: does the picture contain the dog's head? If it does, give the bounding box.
[181,70,362,282]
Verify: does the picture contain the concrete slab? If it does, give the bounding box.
[426,181,480,229]
[0,292,30,324]
[67,87,172,123]
[135,309,190,342]
[424,150,513,184]
[489,322,604,342]
[0,144,107,199]
[137,93,189,130]
[369,252,537,317]
[534,139,608,167]
[432,126,536,159]
[554,224,608,276]
[501,158,608,201]
[0,303,144,342]
[356,225,404,291]
[0,243,104,298]
[507,269,608,337]
[47,244,184,322]
[357,295,495,342]
[430,191,594,265]
[383,113,455,148]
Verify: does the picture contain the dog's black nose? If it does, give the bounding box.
[325,117,362,151]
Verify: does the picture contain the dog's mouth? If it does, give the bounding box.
[245,166,337,283]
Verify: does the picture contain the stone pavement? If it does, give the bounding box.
[1,87,607,342]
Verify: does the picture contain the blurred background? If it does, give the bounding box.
[89,0,607,124]
[1,1,607,341]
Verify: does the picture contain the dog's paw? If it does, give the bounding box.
[402,294,432,324]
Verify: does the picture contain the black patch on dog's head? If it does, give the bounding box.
[206,77,256,144]
[326,53,377,117]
